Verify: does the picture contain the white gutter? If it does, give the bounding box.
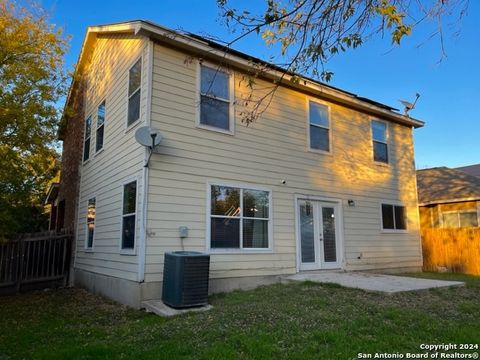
[138,39,154,283]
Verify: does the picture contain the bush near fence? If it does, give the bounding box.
[421,228,480,275]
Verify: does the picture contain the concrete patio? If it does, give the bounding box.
[285,272,465,294]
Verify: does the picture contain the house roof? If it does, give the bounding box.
[60,20,424,139]
[416,167,480,206]
[454,164,480,178]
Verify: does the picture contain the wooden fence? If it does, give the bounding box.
[0,231,73,294]
[421,228,480,275]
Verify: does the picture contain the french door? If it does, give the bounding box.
[297,199,342,270]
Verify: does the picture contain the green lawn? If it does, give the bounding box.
[0,273,479,360]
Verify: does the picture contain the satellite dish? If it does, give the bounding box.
[134,126,162,168]
[399,93,420,116]
[135,126,162,148]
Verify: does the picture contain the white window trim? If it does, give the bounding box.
[83,114,92,164]
[125,57,143,132]
[196,61,235,135]
[206,180,273,254]
[441,210,479,228]
[371,119,389,166]
[119,177,139,255]
[84,197,96,252]
[380,201,408,233]
[95,100,106,155]
[306,98,332,155]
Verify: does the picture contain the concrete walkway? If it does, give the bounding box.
[285,272,464,294]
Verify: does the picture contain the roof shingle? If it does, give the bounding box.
[416,167,480,205]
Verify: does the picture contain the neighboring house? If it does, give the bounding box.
[455,164,480,178]
[57,20,425,308]
[417,167,480,229]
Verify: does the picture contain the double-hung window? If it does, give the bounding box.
[372,120,388,163]
[121,181,137,250]
[96,101,105,152]
[209,184,271,250]
[127,58,141,126]
[308,101,330,152]
[86,198,96,249]
[83,116,92,162]
[381,203,407,231]
[199,64,233,132]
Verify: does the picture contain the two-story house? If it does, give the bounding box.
[56,20,425,308]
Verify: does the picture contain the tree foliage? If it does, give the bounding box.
[0,0,68,237]
[216,0,468,123]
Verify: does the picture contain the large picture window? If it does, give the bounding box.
[381,203,407,230]
[96,101,105,152]
[121,181,137,250]
[372,120,388,163]
[209,184,270,250]
[308,101,330,152]
[127,58,141,126]
[199,64,233,132]
[86,198,96,249]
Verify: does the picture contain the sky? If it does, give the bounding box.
[39,0,479,169]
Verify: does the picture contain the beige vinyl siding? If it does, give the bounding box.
[144,43,421,282]
[75,34,150,281]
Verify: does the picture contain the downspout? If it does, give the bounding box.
[138,39,154,283]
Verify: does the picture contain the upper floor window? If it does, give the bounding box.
[121,180,137,250]
[127,58,141,126]
[199,64,233,132]
[382,203,406,231]
[95,101,105,152]
[83,115,92,162]
[372,120,388,163]
[209,184,271,250]
[86,198,96,249]
[308,101,330,152]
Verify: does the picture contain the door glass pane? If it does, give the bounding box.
[322,207,337,262]
[300,201,315,263]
